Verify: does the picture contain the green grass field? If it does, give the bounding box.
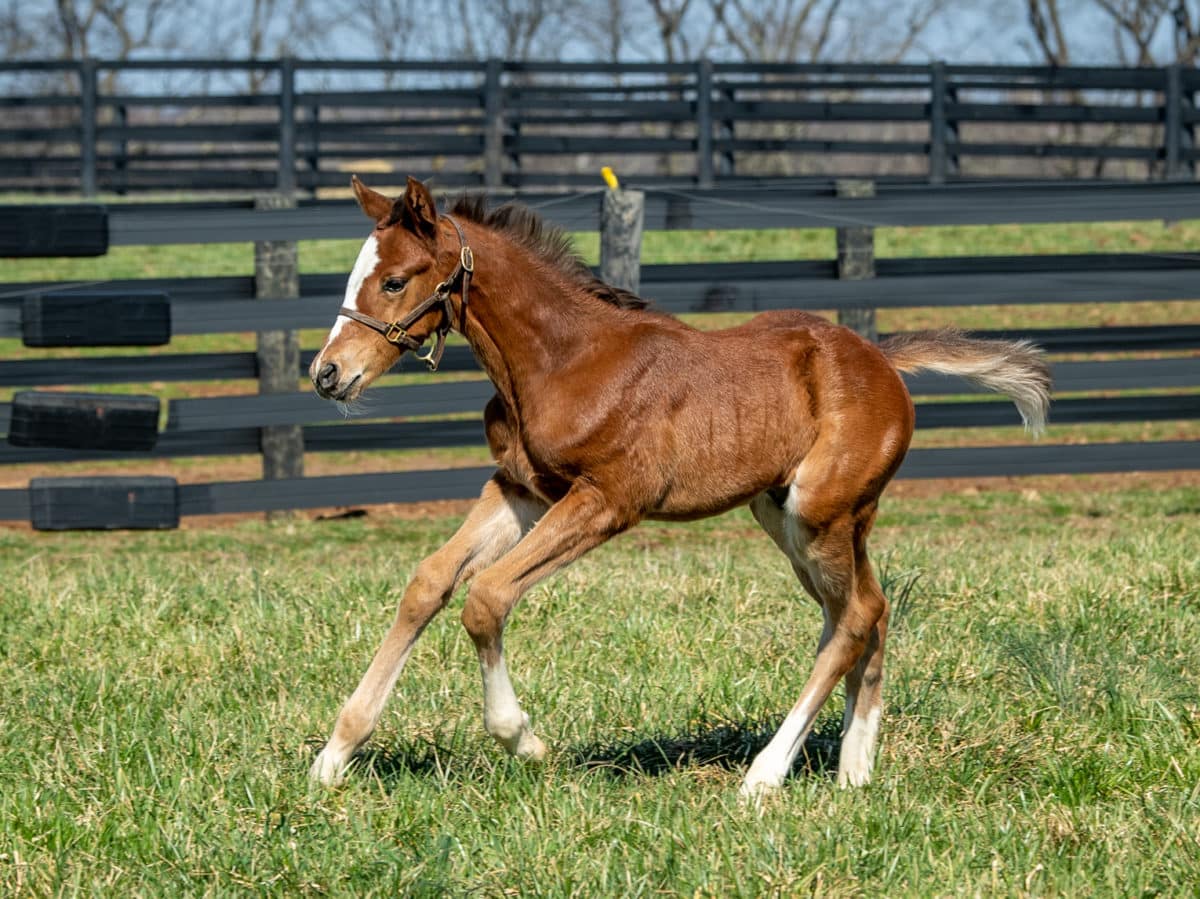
[1,211,1198,895]
[1,484,1198,896]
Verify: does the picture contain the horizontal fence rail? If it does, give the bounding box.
[2,59,1200,194]
[1,180,1197,527]
[92,182,1200,242]
[0,324,1197,389]
[5,254,1200,338]
[3,440,1198,522]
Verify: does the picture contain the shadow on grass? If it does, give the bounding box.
[304,720,842,785]
[568,720,840,781]
[303,735,451,784]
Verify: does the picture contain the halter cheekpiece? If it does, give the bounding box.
[336,214,473,372]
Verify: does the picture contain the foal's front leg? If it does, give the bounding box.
[310,476,545,785]
[460,483,631,759]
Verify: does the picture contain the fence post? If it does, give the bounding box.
[718,81,737,179]
[600,186,645,294]
[929,61,947,184]
[306,102,321,197]
[484,58,505,188]
[254,192,304,518]
[277,57,297,194]
[696,58,715,188]
[835,179,877,341]
[1164,64,1194,181]
[114,103,128,196]
[79,58,98,197]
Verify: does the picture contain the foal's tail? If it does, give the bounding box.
[879,329,1052,435]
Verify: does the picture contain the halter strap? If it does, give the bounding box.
[335,214,473,372]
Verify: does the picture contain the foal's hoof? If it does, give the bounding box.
[738,774,783,807]
[836,765,873,788]
[515,732,548,762]
[490,711,549,761]
[309,747,349,787]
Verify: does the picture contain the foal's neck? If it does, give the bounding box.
[457,233,625,405]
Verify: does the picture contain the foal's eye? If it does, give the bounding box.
[382,277,407,294]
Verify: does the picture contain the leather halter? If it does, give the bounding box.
[336,215,474,372]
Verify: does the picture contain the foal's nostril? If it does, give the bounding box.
[317,362,339,390]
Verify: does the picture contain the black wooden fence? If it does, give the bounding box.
[2,59,1200,194]
[1,179,1198,527]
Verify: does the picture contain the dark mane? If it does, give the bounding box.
[448,194,650,311]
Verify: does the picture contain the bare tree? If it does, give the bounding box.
[45,0,188,59]
[0,1,38,57]
[646,0,697,62]
[1094,0,1170,64]
[1026,0,1073,63]
[710,0,842,61]
[1022,0,1200,65]
[707,0,951,63]
[1171,1,1200,60]
[1018,0,1200,177]
[578,0,638,61]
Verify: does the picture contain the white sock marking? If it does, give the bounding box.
[482,659,524,739]
[741,697,818,795]
[838,705,882,787]
[480,656,546,759]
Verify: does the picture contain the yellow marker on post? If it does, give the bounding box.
[601,166,620,190]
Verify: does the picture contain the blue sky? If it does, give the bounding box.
[13,0,1188,66]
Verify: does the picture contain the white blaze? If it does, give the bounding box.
[326,234,380,342]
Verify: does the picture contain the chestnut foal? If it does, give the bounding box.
[308,176,1051,797]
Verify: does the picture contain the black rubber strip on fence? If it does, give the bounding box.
[28,476,178,530]
[0,204,108,256]
[7,392,160,450]
[22,291,170,346]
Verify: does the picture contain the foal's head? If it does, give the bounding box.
[311,176,457,402]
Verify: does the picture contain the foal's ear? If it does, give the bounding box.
[351,175,393,222]
[392,176,439,243]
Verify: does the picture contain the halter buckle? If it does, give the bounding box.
[384,322,410,345]
[460,246,474,272]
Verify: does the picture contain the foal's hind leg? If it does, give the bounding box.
[836,555,889,787]
[742,491,888,797]
[310,476,545,785]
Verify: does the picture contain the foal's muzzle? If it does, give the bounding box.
[312,361,361,401]
[315,362,338,393]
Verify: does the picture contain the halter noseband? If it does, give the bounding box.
[336,214,473,372]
